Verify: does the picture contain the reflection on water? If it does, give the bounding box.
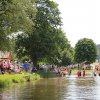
[0,77,100,100]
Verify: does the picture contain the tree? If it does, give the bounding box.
[61,47,74,66]
[0,0,36,50]
[15,0,73,66]
[75,38,97,63]
[16,0,61,64]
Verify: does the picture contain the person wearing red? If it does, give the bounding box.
[7,60,11,74]
[77,70,81,78]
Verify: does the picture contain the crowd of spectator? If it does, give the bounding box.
[0,60,37,74]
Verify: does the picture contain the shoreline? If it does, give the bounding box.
[0,73,41,88]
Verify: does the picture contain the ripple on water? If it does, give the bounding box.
[0,77,100,100]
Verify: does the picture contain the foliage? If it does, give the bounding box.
[0,0,35,33]
[0,0,36,50]
[61,47,74,66]
[15,0,74,66]
[75,38,97,63]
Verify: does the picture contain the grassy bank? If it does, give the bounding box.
[0,73,41,88]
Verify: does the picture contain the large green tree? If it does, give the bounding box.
[75,38,97,63]
[16,0,73,66]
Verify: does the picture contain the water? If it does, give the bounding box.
[0,76,100,100]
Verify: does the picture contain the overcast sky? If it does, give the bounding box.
[55,0,100,47]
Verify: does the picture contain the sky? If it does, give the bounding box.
[55,0,100,47]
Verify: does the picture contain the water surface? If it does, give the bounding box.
[0,76,100,100]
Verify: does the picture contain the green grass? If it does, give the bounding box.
[0,73,41,87]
